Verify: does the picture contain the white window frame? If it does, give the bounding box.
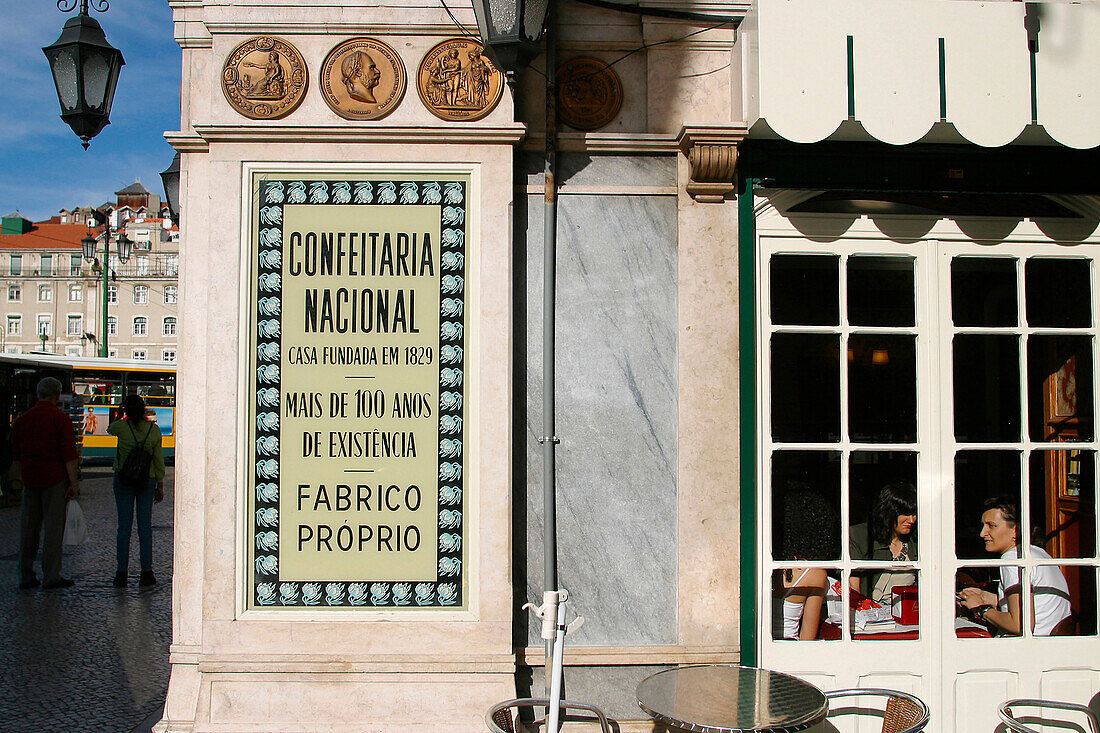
[132,349,147,361]
[7,315,20,335]
[107,316,117,336]
[37,283,52,303]
[39,254,51,276]
[134,284,148,304]
[161,349,176,362]
[66,314,82,336]
[68,283,82,302]
[7,283,20,302]
[163,317,176,336]
[10,254,21,276]
[36,314,51,336]
[133,316,147,336]
[164,285,177,304]
[107,284,118,305]
[69,254,81,276]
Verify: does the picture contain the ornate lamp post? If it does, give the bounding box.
[42,0,126,149]
[82,211,132,357]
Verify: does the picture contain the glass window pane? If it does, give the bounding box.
[1029,450,1095,560]
[849,452,918,561]
[955,566,999,638]
[1028,335,1093,442]
[952,257,1017,327]
[771,333,840,442]
[954,335,1021,442]
[851,571,919,639]
[771,568,841,641]
[1026,258,1091,328]
[955,450,1022,560]
[771,451,841,561]
[770,254,839,326]
[957,564,1084,637]
[848,334,916,443]
[1054,567,1097,637]
[847,256,915,327]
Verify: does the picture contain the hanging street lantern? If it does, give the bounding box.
[160,152,181,222]
[42,0,126,150]
[470,0,550,79]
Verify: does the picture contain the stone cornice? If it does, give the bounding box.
[677,123,749,203]
[522,132,681,154]
[169,124,527,148]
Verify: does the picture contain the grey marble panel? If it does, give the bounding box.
[522,191,678,646]
[520,153,676,188]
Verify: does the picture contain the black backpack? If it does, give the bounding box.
[118,421,154,489]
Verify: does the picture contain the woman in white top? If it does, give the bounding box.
[776,487,842,640]
[957,497,1071,636]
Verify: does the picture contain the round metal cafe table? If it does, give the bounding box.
[636,665,828,733]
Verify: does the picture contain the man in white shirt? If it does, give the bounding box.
[958,497,1072,636]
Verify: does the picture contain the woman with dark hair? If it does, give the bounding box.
[775,488,841,640]
[849,482,918,603]
[107,394,165,587]
[957,496,1071,636]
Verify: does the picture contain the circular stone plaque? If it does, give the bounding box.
[320,38,407,121]
[417,38,504,122]
[221,37,308,120]
[556,57,623,131]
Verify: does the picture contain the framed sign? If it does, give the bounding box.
[245,169,472,610]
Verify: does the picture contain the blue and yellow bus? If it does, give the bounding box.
[0,353,176,462]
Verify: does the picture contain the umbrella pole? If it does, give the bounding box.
[540,0,560,694]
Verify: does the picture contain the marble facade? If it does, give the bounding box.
[161,0,745,730]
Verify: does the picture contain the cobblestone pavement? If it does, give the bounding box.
[0,466,173,732]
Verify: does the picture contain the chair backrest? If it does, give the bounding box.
[999,698,1100,733]
[826,688,931,733]
[485,697,611,733]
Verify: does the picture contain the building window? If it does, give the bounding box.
[7,315,20,335]
[133,317,147,336]
[68,283,82,302]
[37,315,50,336]
[166,255,178,277]
[6,346,20,354]
[134,285,148,304]
[136,256,149,275]
[163,317,177,336]
[67,315,82,336]
[69,255,81,276]
[107,316,117,336]
[161,350,176,362]
[65,346,81,357]
[39,254,51,276]
[37,284,51,302]
[108,348,118,358]
[7,284,20,302]
[10,255,21,276]
[164,285,177,304]
[107,285,118,304]
[132,349,147,361]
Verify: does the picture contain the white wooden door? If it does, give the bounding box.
[755,206,1100,732]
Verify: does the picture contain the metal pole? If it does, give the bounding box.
[541,1,559,685]
[101,218,109,357]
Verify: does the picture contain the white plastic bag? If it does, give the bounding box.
[63,499,88,546]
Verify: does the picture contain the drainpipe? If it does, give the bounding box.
[738,176,757,665]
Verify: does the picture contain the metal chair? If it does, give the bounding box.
[999,698,1100,733]
[486,698,611,733]
[825,688,930,733]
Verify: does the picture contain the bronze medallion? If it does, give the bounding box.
[417,38,504,122]
[320,38,407,121]
[221,37,308,120]
[556,57,623,131]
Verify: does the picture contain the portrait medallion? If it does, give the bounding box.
[222,37,308,120]
[556,57,623,131]
[320,38,407,121]
[417,39,504,122]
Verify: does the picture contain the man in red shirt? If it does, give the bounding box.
[13,377,80,589]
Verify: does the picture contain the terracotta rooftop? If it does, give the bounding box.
[0,222,90,250]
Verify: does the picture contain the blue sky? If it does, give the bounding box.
[0,1,180,222]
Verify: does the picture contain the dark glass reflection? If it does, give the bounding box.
[954,335,1021,442]
[771,254,839,326]
[954,450,1021,559]
[1027,336,1094,442]
[1026,258,1091,328]
[951,257,1017,327]
[849,451,918,561]
[771,451,841,561]
[848,334,916,443]
[1028,450,1095,560]
[772,333,840,442]
[848,256,915,327]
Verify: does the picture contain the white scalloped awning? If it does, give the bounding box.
[736,0,1100,148]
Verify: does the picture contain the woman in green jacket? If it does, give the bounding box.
[107,395,165,587]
